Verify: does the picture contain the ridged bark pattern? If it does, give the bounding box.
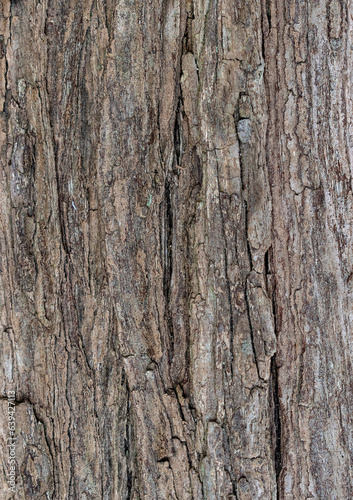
[0,0,352,498]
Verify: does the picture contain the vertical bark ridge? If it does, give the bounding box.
[264,0,353,497]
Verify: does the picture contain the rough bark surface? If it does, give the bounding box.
[0,0,352,498]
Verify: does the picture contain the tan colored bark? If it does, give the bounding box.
[0,0,352,498]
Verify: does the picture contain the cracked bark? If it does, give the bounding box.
[1,0,353,499]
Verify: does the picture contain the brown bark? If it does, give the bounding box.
[0,0,352,498]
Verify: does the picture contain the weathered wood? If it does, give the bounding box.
[0,0,352,498]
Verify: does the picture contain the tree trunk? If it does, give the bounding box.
[1,0,352,498]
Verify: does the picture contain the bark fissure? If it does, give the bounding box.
[215,155,234,373]
[271,356,282,487]
[125,378,133,499]
[237,127,260,379]
[163,177,174,355]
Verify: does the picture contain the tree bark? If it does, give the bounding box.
[0,0,352,498]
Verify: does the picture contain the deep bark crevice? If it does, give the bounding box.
[163,177,174,356]
[271,355,282,493]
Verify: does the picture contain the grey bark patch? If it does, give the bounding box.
[330,38,342,51]
[237,119,252,143]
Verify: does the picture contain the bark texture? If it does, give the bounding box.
[0,0,352,498]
